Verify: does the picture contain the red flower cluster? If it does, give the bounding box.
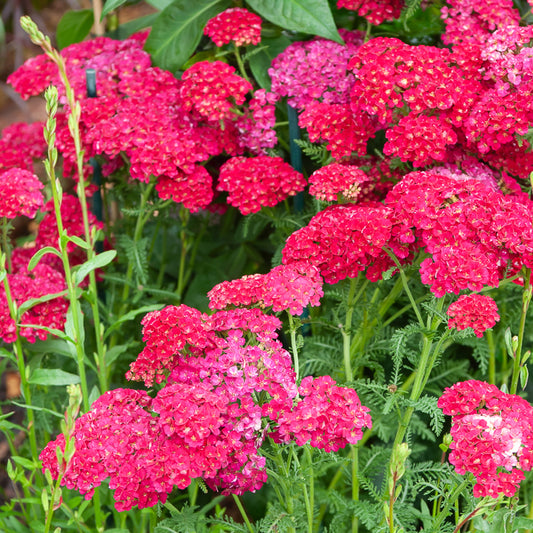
[0,168,44,219]
[447,294,500,338]
[264,375,372,452]
[217,156,306,214]
[336,0,404,26]
[438,380,533,498]
[204,7,262,47]
[0,122,46,171]
[282,203,408,284]
[308,163,372,202]
[207,261,324,315]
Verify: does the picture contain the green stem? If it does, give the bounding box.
[352,444,359,533]
[287,313,300,381]
[432,478,470,530]
[487,329,496,384]
[1,217,12,273]
[232,494,255,533]
[510,268,531,394]
[233,46,251,83]
[176,207,191,301]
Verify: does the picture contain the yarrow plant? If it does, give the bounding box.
[3,2,533,533]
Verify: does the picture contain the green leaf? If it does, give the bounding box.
[65,301,85,346]
[66,234,90,250]
[245,0,342,43]
[28,368,81,386]
[18,324,74,343]
[115,13,159,39]
[102,0,128,18]
[104,304,162,339]
[17,290,67,317]
[56,10,94,49]
[74,250,117,286]
[28,247,62,271]
[247,35,291,90]
[146,0,174,10]
[145,0,231,72]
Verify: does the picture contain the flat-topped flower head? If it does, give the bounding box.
[217,156,306,214]
[0,168,44,219]
[308,163,372,202]
[179,61,252,121]
[204,8,262,47]
[0,122,46,171]
[337,0,404,26]
[208,262,324,315]
[439,380,533,498]
[447,294,500,337]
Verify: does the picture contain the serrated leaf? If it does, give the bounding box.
[74,250,117,286]
[145,0,231,73]
[101,0,128,18]
[246,0,342,43]
[56,10,94,49]
[28,247,62,271]
[248,35,291,90]
[28,368,81,386]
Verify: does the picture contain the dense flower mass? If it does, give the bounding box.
[207,261,324,315]
[438,380,533,497]
[0,168,44,219]
[447,294,500,337]
[308,163,372,202]
[264,375,372,452]
[204,8,262,47]
[179,61,252,121]
[337,0,404,25]
[0,263,68,343]
[0,122,46,171]
[217,156,306,214]
[269,30,364,110]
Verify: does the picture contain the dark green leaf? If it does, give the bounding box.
[114,13,159,39]
[28,368,81,386]
[17,290,67,317]
[56,10,94,49]
[102,0,128,18]
[248,35,291,90]
[246,0,341,43]
[145,0,231,72]
[74,250,117,286]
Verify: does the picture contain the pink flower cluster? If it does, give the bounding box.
[269,30,364,110]
[438,380,533,498]
[204,7,262,47]
[42,303,371,509]
[0,168,44,219]
[0,122,46,171]
[217,156,306,214]
[447,294,500,338]
[207,261,324,315]
[265,375,372,452]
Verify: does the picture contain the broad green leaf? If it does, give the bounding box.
[28,246,62,271]
[145,0,231,73]
[146,0,174,10]
[115,13,159,39]
[74,250,117,286]
[245,0,342,43]
[247,35,291,90]
[65,300,85,346]
[56,10,94,49]
[102,0,128,18]
[28,368,81,386]
[17,290,67,317]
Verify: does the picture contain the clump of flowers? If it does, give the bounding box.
[308,163,372,202]
[204,7,262,47]
[0,122,46,171]
[447,294,500,337]
[217,156,306,214]
[269,30,364,110]
[179,61,252,121]
[264,375,372,452]
[207,261,324,315]
[438,380,533,497]
[336,0,404,26]
[0,168,44,219]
